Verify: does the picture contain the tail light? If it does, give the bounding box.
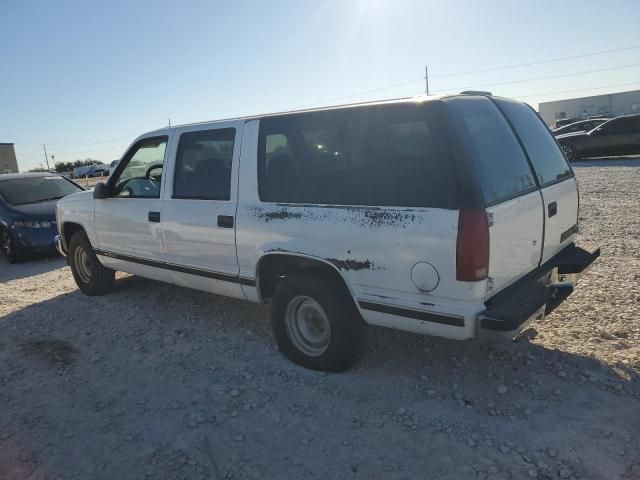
[456,208,490,281]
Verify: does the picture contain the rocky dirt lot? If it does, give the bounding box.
[1,159,639,480]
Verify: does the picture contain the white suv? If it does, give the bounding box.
[55,93,599,372]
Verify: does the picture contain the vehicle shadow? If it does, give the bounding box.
[0,276,638,480]
[0,254,67,283]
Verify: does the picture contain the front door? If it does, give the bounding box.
[94,135,171,282]
[160,123,245,299]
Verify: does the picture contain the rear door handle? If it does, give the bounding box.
[148,211,161,223]
[217,215,234,228]
[548,202,557,218]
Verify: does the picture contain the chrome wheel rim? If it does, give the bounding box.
[561,145,573,159]
[73,246,91,283]
[0,229,14,261]
[285,296,331,357]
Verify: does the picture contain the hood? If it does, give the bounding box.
[9,200,57,219]
[555,131,589,140]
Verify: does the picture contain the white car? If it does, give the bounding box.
[55,93,600,372]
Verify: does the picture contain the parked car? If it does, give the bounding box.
[552,118,608,136]
[55,93,599,372]
[0,172,84,263]
[556,114,640,161]
[108,159,120,177]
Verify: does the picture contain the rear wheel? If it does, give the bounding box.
[68,231,114,295]
[0,227,25,264]
[561,143,577,161]
[271,271,367,372]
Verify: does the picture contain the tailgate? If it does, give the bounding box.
[491,98,577,269]
[539,177,579,263]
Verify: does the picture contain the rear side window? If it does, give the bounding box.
[494,99,571,187]
[258,103,458,209]
[173,128,235,200]
[446,97,536,205]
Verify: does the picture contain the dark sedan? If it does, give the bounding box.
[0,172,84,263]
[556,114,640,161]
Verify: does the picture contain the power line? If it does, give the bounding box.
[295,77,423,108]
[434,63,640,94]
[431,44,640,78]
[297,44,640,109]
[515,81,640,100]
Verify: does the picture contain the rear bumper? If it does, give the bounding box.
[54,234,68,258]
[477,242,600,341]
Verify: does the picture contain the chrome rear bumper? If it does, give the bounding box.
[54,234,67,258]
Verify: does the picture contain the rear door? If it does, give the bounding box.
[160,122,245,299]
[445,97,543,293]
[494,99,577,263]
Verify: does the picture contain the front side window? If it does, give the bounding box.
[0,176,83,205]
[494,99,572,187]
[258,103,458,209]
[111,137,167,198]
[446,97,536,205]
[173,128,235,200]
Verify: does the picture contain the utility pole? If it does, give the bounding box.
[42,144,51,171]
[425,66,430,95]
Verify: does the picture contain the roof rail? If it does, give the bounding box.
[460,90,493,96]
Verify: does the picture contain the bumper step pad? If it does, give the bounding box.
[478,242,599,338]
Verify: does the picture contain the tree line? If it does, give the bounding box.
[29,159,101,173]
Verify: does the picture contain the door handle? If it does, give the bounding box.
[548,202,557,218]
[148,211,161,223]
[217,215,234,228]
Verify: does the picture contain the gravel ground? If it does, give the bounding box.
[1,158,639,480]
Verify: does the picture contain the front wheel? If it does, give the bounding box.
[271,271,367,372]
[68,231,114,296]
[0,227,25,264]
[561,143,577,161]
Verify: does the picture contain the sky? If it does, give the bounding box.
[1,0,639,171]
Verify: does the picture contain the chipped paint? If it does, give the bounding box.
[326,258,376,271]
[249,204,423,229]
[363,209,419,228]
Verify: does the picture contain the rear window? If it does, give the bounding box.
[446,96,536,205]
[258,102,459,209]
[494,99,572,187]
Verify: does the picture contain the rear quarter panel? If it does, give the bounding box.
[236,120,487,340]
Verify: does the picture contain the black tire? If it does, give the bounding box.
[68,231,114,296]
[0,227,25,264]
[561,143,577,161]
[271,270,367,372]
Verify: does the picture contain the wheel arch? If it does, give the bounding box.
[61,221,88,249]
[255,252,358,305]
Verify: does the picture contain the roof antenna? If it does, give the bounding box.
[168,118,171,126]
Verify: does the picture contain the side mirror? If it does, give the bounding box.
[93,182,110,199]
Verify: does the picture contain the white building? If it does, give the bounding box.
[538,90,640,127]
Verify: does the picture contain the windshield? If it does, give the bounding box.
[0,176,83,206]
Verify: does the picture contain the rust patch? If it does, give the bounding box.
[362,210,419,228]
[22,339,77,367]
[248,207,304,222]
[327,258,375,271]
